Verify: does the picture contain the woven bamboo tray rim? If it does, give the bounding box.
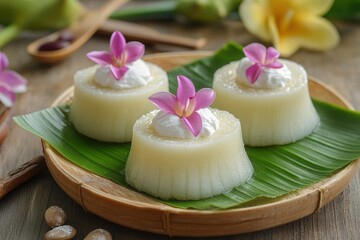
[0,107,12,144]
[43,52,360,237]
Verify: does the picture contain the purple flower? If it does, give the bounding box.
[0,52,27,107]
[243,43,283,84]
[149,75,215,137]
[86,31,144,80]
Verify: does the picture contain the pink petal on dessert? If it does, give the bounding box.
[193,88,215,110]
[87,51,112,65]
[0,71,27,92]
[265,47,280,64]
[266,61,283,69]
[177,75,196,108]
[149,92,178,114]
[0,52,8,71]
[109,65,128,80]
[110,31,126,59]
[0,85,15,107]
[245,63,262,84]
[243,43,266,64]
[123,42,144,64]
[183,111,202,137]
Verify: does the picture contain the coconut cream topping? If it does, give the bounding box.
[94,59,152,89]
[152,108,219,139]
[236,57,291,89]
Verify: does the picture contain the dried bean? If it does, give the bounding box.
[44,225,76,240]
[38,31,75,51]
[38,40,71,51]
[45,206,66,228]
[84,229,112,240]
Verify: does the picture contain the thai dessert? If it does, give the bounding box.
[125,75,253,200]
[212,43,320,146]
[70,31,168,142]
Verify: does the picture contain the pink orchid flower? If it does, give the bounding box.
[86,31,144,80]
[149,75,215,137]
[0,52,27,107]
[244,43,283,84]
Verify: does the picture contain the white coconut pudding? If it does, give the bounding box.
[125,75,253,200]
[70,31,168,142]
[212,43,320,146]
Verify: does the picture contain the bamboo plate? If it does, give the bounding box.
[0,106,12,144]
[42,52,360,237]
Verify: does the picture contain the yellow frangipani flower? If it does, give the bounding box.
[239,0,340,57]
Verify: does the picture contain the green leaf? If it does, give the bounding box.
[14,42,360,210]
[168,41,243,92]
[326,0,360,21]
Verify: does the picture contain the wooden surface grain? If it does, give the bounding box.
[1,1,360,239]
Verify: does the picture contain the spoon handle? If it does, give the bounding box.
[0,156,46,200]
[99,20,207,49]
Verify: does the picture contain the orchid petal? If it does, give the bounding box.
[87,51,112,65]
[245,64,262,84]
[192,88,215,110]
[0,85,15,107]
[0,71,27,93]
[110,31,126,59]
[123,42,144,64]
[243,43,267,64]
[183,112,202,137]
[148,92,178,114]
[265,47,280,64]
[177,75,195,108]
[0,52,9,71]
[149,75,214,136]
[266,61,283,69]
[109,65,128,80]
[0,52,27,107]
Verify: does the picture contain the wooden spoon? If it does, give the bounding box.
[27,0,129,64]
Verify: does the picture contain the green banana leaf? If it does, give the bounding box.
[326,0,360,21]
[14,42,360,210]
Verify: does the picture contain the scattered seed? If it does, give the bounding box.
[44,225,76,240]
[38,31,75,52]
[38,41,71,51]
[45,206,67,228]
[84,229,112,240]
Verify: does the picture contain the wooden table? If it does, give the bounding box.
[1,1,360,239]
